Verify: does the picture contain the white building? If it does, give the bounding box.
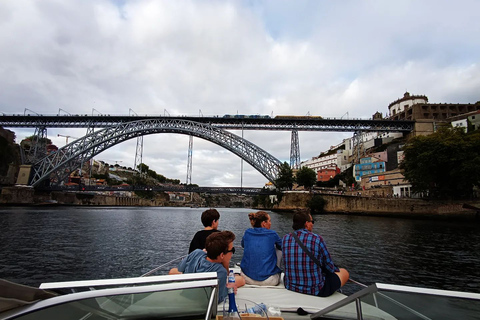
[301,148,351,173]
[388,92,428,118]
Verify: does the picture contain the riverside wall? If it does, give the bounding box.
[0,187,170,206]
[275,192,480,220]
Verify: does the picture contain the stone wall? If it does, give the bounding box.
[0,187,170,206]
[0,186,35,204]
[275,192,479,219]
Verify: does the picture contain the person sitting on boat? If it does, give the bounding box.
[169,231,245,303]
[240,211,283,286]
[282,211,349,297]
[188,208,221,253]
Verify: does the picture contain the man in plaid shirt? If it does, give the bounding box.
[282,211,349,297]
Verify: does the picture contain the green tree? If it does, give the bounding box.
[137,163,149,173]
[275,162,294,190]
[296,166,317,189]
[307,195,327,214]
[400,127,480,199]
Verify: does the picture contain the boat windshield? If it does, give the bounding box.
[1,274,219,320]
[311,283,480,320]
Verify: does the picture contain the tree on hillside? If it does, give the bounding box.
[275,162,294,190]
[307,195,327,214]
[296,166,317,189]
[399,127,480,199]
[137,163,149,173]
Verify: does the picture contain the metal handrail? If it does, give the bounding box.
[141,254,188,277]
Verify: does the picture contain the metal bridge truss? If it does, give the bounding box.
[290,129,300,169]
[0,115,415,132]
[30,119,282,187]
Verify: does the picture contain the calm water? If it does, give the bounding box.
[1,206,479,295]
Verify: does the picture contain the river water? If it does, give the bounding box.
[1,206,479,296]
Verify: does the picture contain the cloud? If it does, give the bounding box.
[1,0,479,186]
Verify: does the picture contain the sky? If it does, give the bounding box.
[1,0,479,187]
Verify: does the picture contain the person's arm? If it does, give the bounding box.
[274,232,282,250]
[234,274,245,289]
[217,268,228,302]
[318,238,339,273]
[168,267,182,275]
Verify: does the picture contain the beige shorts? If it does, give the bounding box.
[241,271,281,286]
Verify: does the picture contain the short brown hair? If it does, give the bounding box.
[205,231,235,259]
[292,211,310,230]
[201,209,220,227]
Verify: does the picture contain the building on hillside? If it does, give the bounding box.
[359,168,406,189]
[449,110,480,132]
[300,148,351,181]
[264,181,275,190]
[317,167,340,182]
[451,119,468,131]
[470,110,480,131]
[354,156,386,182]
[387,92,480,121]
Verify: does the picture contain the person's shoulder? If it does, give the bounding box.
[282,232,292,239]
[264,228,280,236]
[190,248,207,258]
[191,230,204,238]
[306,231,324,241]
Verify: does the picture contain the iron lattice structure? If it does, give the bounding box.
[186,135,193,184]
[0,115,415,132]
[30,119,282,187]
[290,130,300,169]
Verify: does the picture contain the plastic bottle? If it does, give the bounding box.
[246,303,267,315]
[224,270,241,319]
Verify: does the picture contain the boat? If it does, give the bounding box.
[1,266,480,320]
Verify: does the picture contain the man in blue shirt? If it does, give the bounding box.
[170,231,245,302]
[282,211,349,297]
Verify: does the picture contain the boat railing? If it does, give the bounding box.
[40,272,217,292]
[3,274,219,320]
[310,283,480,320]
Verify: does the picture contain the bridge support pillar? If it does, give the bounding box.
[290,129,300,169]
[186,135,193,184]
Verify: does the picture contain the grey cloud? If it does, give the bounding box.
[1,0,479,186]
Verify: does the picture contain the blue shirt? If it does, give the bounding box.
[177,249,228,302]
[282,229,339,296]
[240,228,282,281]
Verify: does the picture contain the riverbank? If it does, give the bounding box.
[272,191,480,220]
[0,186,253,208]
[1,186,479,220]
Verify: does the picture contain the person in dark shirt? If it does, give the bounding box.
[188,208,221,253]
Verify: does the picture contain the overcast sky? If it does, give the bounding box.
[1,0,479,187]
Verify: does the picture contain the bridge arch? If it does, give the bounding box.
[30,119,282,187]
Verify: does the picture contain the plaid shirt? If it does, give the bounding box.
[282,229,339,296]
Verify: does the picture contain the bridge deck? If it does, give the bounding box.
[1,115,414,132]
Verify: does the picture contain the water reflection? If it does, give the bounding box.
[0,207,479,295]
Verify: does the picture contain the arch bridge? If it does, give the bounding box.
[30,119,282,187]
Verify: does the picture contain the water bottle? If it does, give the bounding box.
[224,270,241,319]
[246,303,267,315]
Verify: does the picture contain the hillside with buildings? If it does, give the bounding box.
[300,92,480,198]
